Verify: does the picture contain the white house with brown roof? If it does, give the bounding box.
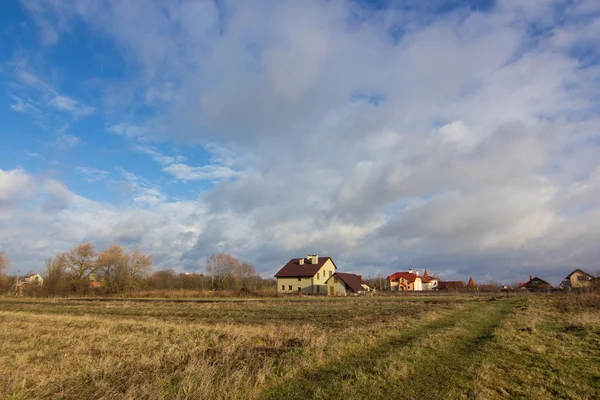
[274,255,337,294]
[325,272,369,296]
[420,269,439,290]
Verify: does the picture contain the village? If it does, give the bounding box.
[274,254,598,296]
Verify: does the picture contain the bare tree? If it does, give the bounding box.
[206,253,240,290]
[97,244,129,294]
[66,243,98,280]
[43,254,70,296]
[0,251,8,275]
[128,249,153,279]
[236,261,258,290]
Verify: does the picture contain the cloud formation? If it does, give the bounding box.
[4,0,600,283]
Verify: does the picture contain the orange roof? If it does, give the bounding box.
[467,277,478,288]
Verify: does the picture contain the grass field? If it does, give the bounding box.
[0,295,598,399]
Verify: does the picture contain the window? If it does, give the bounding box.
[289,285,292,290]
[298,277,302,281]
[317,272,320,280]
[317,286,320,293]
[281,285,285,291]
[297,287,301,292]
[329,271,332,277]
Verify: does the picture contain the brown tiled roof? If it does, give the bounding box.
[274,257,336,277]
[438,281,465,290]
[522,276,551,288]
[388,272,421,283]
[467,277,478,288]
[329,272,367,292]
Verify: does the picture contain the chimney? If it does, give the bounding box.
[415,270,419,276]
[311,254,319,264]
[529,275,532,281]
[358,275,363,281]
[299,258,304,265]
[408,268,413,274]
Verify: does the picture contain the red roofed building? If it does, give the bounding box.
[420,269,439,290]
[387,269,423,291]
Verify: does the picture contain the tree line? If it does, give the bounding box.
[0,246,273,296]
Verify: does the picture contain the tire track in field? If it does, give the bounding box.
[261,298,519,399]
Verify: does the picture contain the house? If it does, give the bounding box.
[466,277,478,290]
[420,269,439,290]
[23,273,43,286]
[274,255,337,294]
[89,281,105,289]
[561,269,595,289]
[325,272,369,296]
[437,281,465,291]
[520,275,552,292]
[388,269,423,291]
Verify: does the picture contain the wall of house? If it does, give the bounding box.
[569,272,593,288]
[276,259,336,294]
[327,278,348,296]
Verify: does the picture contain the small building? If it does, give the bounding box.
[325,272,369,296]
[274,255,337,294]
[388,269,423,291]
[420,269,439,290]
[437,281,465,291]
[89,281,105,289]
[466,277,478,290]
[561,269,595,290]
[520,276,552,292]
[23,273,43,286]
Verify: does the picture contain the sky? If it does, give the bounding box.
[1,0,599,285]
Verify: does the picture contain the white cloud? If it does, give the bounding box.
[76,167,109,182]
[0,167,34,203]
[49,95,95,117]
[163,163,242,182]
[8,0,600,283]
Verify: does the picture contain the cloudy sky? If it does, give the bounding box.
[1,0,599,284]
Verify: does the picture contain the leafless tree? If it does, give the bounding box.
[236,261,259,290]
[0,251,8,275]
[206,253,240,290]
[66,243,98,280]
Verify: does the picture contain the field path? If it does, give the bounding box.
[262,297,520,399]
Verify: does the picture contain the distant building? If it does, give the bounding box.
[420,269,439,290]
[274,255,337,294]
[23,273,43,286]
[520,276,552,292]
[561,269,595,290]
[437,281,465,291]
[388,269,423,291]
[466,277,478,290]
[325,273,369,296]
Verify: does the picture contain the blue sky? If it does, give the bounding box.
[1,0,600,284]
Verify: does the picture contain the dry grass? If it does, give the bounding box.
[0,295,598,399]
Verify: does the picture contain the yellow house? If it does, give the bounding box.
[562,269,595,289]
[325,272,369,296]
[274,255,337,294]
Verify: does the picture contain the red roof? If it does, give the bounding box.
[467,277,478,288]
[328,272,367,292]
[438,281,465,290]
[388,272,421,283]
[274,257,336,277]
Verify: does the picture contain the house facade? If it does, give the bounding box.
[388,269,423,291]
[325,272,369,296]
[420,269,439,290]
[274,255,337,294]
[23,273,43,286]
[438,281,465,291]
[521,276,552,292]
[561,269,595,289]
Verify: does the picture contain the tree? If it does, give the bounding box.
[236,261,258,290]
[206,253,240,290]
[43,254,70,296]
[0,251,9,275]
[97,245,154,294]
[128,249,153,279]
[66,243,98,280]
